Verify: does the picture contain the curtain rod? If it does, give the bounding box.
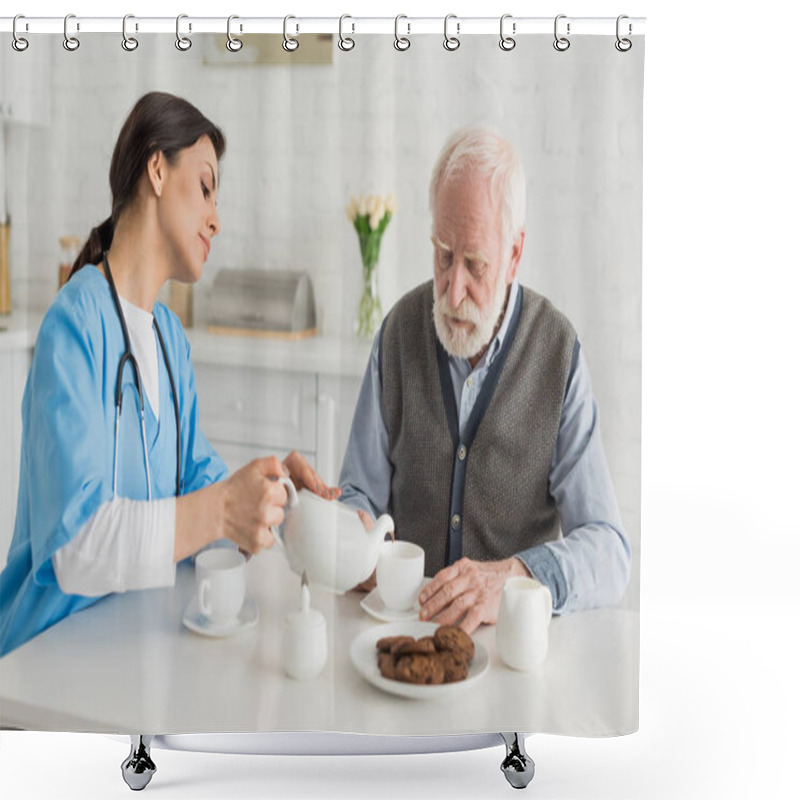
[0,16,646,37]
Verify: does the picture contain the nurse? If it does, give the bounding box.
[0,92,338,656]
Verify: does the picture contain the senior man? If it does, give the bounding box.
[339,127,630,634]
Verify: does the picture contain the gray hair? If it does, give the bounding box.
[429,126,526,259]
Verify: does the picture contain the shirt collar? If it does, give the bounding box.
[118,293,154,326]
[450,278,520,373]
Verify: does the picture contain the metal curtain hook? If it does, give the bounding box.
[12,14,29,52]
[226,15,243,52]
[443,14,460,51]
[283,15,299,52]
[122,14,138,51]
[63,14,80,51]
[499,14,516,51]
[175,14,192,51]
[394,15,410,51]
[338,14,355,51]
[615,14,632,52]
[553,14,570,52]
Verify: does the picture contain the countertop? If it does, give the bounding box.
[0,310,373,378]
[0,551,639,736]
[0,311,40,352]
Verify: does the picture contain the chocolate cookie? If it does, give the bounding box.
[378,652,397,680]
[394,637,436,656]
[437,650,469,683]
[376,635,414,654]
[394,654,445,685]
[433,625,475,662]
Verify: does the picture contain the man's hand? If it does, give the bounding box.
[418,557,529,634]
[353,509,377,592]
[282,450,342,500]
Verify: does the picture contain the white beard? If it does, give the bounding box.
[432,274,509,360]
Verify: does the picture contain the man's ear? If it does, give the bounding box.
[506,229,525,283]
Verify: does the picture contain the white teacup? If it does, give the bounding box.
[195,549,247,624]
[376,540,425,612]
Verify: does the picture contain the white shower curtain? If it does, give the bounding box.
[0,18,643,750]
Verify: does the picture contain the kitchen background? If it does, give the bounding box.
[0,33,642,608]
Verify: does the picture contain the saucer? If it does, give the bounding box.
[182,596,259,638]
[360,580,430,623]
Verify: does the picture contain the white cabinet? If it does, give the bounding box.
[194,364,318,473]
[0,344,30,569]
[187,331,370,485]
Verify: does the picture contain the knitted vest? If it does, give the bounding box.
[381,281,576,576]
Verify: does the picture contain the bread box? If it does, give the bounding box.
[207,268,317,339]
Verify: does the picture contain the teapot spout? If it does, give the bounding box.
[370,514,395,543]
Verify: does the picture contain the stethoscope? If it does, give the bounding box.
[104,251,181,500]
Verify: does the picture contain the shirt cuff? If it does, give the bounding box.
[338,485,380,520]
[514,544,568,613]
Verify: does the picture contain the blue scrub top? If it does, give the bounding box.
[0,265,227,656]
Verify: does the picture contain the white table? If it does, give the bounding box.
[0,552,638,737]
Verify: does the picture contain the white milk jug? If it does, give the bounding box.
[495,576,553,670]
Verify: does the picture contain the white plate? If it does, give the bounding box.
[359,579,432,623]
[349,621,489,700]
[182,596,259,638]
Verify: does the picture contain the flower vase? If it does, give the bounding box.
[357,265,382,339]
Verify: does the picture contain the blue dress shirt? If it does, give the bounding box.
[339,280,631,613]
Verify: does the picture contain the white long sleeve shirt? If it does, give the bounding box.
[53,296,176,596]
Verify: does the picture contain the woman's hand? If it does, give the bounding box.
[283,450,342,500]
[220,456,290,555]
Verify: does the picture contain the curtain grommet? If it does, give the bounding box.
[283,15,299,52]
[553,14,571,52]
[615,15,632,52]
[12,14,29,52]
[121,14,138,51]
[499,14,516,51]
[338,14,355,51]
[63,14,80,51]
[443,14,460,52]
[394,15,411,51]
[226,15,243,52]
[175,14,192,51]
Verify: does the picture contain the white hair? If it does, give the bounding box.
[429,126,526,258]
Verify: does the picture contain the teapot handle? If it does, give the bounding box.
[268,477,298,553]
[277,476,299,508]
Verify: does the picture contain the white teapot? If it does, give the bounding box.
[274,478,395,594]
[496,576,553,670]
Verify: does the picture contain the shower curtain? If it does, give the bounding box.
[0,18,643,750]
